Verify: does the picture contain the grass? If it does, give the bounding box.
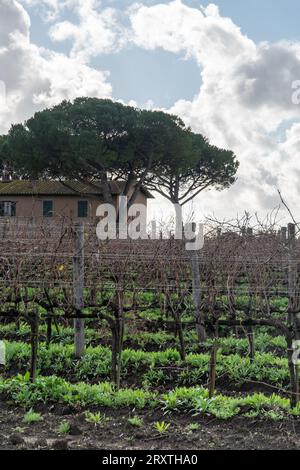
[0,374,157,409]
[0,304,295,426]
[3,340,290,388]
[0,374,296,420]
[0,322,288,356]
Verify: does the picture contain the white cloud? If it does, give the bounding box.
[129,0,300,218]
[3,0,300,218]
[49,1,127,62]
[0,0,112,133]
[0,0,30,46]
[22,0,127,62]
[20,0,73,21]
[129,1,255,65]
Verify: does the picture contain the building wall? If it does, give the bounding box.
[0,191,148,221]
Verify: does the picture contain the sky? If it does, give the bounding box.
[1,0,300,223]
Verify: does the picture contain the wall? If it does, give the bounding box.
[0,192,148,221]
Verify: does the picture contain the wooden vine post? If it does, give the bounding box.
[46,317,52,348]
[208,326,219,398]
[111,289,125,391]
[73,223,85,358]
[248,294,255,363]
[29,310,39,382]
[188,222,206,344]
[246,228,255,362]
[281,226,287,243]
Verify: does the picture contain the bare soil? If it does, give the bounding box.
[1,402,300,450]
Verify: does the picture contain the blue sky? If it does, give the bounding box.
[29,0,300,44]
[28,4,201,108]
[200,0,300,42]
[27,0,300,109]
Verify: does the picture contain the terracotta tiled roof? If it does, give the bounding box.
[0,180,154,198]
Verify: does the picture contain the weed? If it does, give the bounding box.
[23,409,43,424]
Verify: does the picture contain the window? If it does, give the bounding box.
[78,200,88,218]
[0,202,16,217]
[43,200,53,217]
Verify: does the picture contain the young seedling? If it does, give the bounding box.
[84,411,106,426]
[23,409,43,424]
[14,426,25,434]
[186,423,200,433]
[58,421,71,435]
[153,421,170,435]
[128,416,143,427]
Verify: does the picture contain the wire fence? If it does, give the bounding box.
[1,219,300,404]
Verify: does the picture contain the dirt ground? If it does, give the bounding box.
[1,402,300,450]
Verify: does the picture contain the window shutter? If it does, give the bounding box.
[43,201,53,217]
[11,203,16,217]
[0,202,17,217]
[78,201,88,218]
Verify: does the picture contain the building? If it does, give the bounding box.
[0,180,153,220]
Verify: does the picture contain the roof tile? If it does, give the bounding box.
[0,180,153,198]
